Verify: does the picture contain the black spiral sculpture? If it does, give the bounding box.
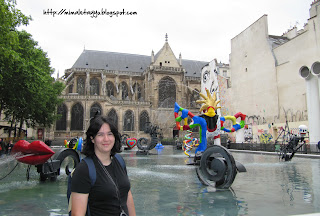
[196,145,245,188]
[136,122,163,155]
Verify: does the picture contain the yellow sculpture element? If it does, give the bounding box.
[196,89,221,117]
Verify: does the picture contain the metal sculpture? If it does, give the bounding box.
[174,89,246,188]
[136,122,163,155]
[6,139,81,181]
[125,138,138,149]
[120,133,130,146]
[275,119,309,161]
[182,130,199,157]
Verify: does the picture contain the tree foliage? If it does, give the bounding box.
[0,0,65,137]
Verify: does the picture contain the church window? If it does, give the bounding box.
[71,103,84,130]
[121,82,129,100]
[106,81,115,97]
[133,83,142,100]
[69,84,73,93]
[90,78,100,95]
[139,111,149,131]
[56,104,67,130]
[77,77,85,95]
[90,103,102,119]
[123,110,134,131]
[158,77,176,108]
[107,109,118,128]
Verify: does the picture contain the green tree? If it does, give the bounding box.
[4,30,65,137]
[0,0,31,113]
[0,0,65,138]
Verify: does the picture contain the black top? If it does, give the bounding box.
[71,155,130,216]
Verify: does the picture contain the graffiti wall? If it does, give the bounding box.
[244,125,253,142]
[213,69,309,144]
[250,121,310,144]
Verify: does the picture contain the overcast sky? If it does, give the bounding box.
[16,0,314,78]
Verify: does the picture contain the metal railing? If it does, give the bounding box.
[221,142,320,154]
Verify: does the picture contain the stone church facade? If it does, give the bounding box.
[54,38,208,140]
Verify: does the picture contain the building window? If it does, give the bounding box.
[139,111,149,131]
[90,103,102,119]
[223,70,227,77]
[56,104,67,130]
[107,109,118,128]
[69,84,73,93]
[133,83,142,101]
[106,81,115,97]
[158,76,176,108]
[121,82,129,100]
[77,77,85,95]
[227,79,231,88]
[90,78,100,95]
[71,103,84,130]
[123,110,134,131]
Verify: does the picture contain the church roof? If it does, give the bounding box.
[72,50,150,73]
[182,59,208,77]
[71,50,208,78]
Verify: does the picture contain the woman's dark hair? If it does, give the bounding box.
[82,116,121,157]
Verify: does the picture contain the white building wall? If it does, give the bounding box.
[273,6,320,148]
[230,15,279,124]
[227,1,320,147]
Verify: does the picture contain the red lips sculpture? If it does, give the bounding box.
[11,140,55,165]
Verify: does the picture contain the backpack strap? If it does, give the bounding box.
[83,157,96,186]
[114,154,126,170]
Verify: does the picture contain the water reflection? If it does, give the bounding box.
[232,153,320,215]
[280,163,309,202]
[125,148,247,215]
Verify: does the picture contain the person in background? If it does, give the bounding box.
[70,116,136,216]
[7,140,14,154]
[0,138,4,156]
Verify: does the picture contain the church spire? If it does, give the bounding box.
[151,50,154,63]
[152,34,180,68]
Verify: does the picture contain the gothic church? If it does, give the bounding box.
[55,36,208,139]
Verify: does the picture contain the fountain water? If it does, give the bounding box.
[1,147,320,215]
